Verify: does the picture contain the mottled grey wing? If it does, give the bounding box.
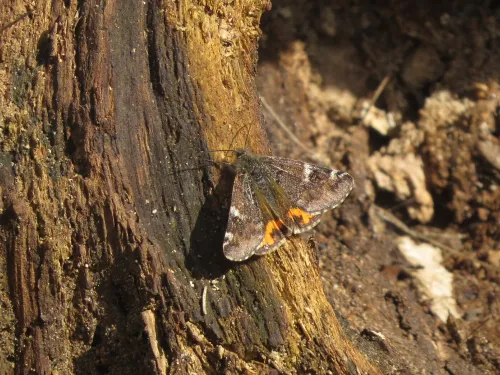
[223,173,264,261]
[260,156,354,214]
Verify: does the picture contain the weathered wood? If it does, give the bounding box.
[0,1,382,374]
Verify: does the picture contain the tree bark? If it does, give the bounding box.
[0,1,382,374]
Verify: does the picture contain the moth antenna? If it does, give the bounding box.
[227,122,251,151]
[243,121,253,149]
[207,149,238,154]
[166,165,210,176]
[167,158,226,176]
[0,10,32,33]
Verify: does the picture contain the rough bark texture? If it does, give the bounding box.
[0,1,383,375]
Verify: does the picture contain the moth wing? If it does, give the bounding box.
[260,173,323,234]
[261,156,354,227]
[223,174,264,261]
[252,188,287,256]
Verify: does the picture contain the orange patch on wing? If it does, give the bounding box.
[287,208,313,225]
[262,219,285,246]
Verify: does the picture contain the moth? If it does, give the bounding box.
[223,149,354,261]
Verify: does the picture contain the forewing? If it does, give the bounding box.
[261,156,354,214]
[223,174,264,261]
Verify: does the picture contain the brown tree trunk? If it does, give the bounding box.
[0,1,382,374]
